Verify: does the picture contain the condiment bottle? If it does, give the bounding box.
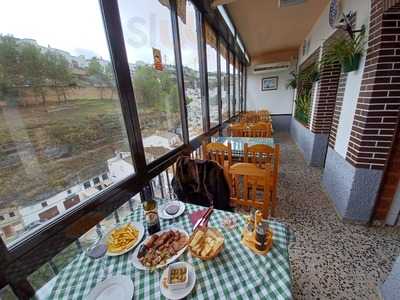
[142,186,161,235]
[255,222,267,251]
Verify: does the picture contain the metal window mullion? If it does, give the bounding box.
[241,62,244,112]
[227,51,231,119]
[233,54,236,116]
[216,35,222,126]
[196,10,210,132]
[170,0,189,145]
[244,65,247,112]
[99,0,146,172]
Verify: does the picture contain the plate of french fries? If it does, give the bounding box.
[189,227,224,260]
[103,222,144,256]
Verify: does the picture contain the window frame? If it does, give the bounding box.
[0,0,249,297]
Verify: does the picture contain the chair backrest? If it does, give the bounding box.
[228,124,244,137]
[242,124,272,137]
[203,141,233,167]
[258,111,270,122]
[244,143,280,194]
[228,163,272,218]
[253,122,273,137]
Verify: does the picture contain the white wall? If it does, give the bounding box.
[246,68,295,114]
[298,0,371,159]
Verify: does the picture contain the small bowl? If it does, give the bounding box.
[167,262,189,291]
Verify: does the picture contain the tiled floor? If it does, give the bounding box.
[273,132,400,300]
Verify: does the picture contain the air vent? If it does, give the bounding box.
[279,0,305,8]
[253,61,291,74]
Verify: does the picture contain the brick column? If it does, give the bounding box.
[310,35,342,135]
[346,0,400,170]
[328,71,348,147]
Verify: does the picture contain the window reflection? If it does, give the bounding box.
[205,22,219,128]
[220,43,229,121]
[118,0,183,162]
[0,0,133,246]
[178,1,203,140]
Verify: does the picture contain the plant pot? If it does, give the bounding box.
[342,53,362,73]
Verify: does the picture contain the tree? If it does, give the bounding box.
[104,63,116,100]
[87,57,104,77]
[0,35,22,106]
[20,43,47,104]
[132,65,180,114]
[87,57,108,99]
[44,51,72,102]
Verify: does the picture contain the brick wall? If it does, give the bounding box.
[297,48,320,128]
[385,0,400,11]
[346,0,400,170]
[374,125,400,219]
[329,71,348,147]
[310,31,343,135]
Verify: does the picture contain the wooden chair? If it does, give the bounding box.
[258,110,271,122]
[244,143,280,217]
[242,123,272,137]
[228,163,272,218]
[255,121,273,135]
[202,141,233,181]
[228,124,244,137]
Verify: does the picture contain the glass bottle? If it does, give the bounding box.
[142,186,161,235]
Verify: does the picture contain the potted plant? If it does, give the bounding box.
[287,65,319,90]
[323,28,366,72]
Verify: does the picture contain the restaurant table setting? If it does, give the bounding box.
[49,198,294,300]
[211,136,275,157]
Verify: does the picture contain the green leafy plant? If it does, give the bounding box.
[323,27,366,72]
[287,65,320,91]
[294,93,311,125]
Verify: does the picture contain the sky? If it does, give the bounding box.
[0,0,111,60]
[0,0,217,70]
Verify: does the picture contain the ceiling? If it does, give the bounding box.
[225,0,329,64]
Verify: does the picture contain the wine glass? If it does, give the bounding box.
[83,230,110,281]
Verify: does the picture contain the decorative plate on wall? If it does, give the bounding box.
[329,0,340,28]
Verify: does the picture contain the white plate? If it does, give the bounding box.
[131,228,189,270]
[102,222,145,256]
[87,275,134,300]
[160,262,196,300]
[159,201,185,220]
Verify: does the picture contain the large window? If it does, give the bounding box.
[205,23,219,128]
[229,52,235,116]
[235,59,240,115]
[178,1,202,140]
[0,0,133,246]
[220,43,229,121]
[118,0,183,162]
[239,62,243,112]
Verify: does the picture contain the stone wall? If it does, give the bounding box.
[1,86,118,106]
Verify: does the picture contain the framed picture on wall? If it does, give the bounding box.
[261,76,278,91]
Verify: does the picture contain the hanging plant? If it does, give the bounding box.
[323,27,366,72]
[287,65,320,91]
[287,71,298,90]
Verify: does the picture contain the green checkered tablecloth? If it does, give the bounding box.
[211,137,275,157]
[50,200,294,299]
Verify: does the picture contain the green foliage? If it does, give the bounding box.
[0,35,73,105]
[295,93,311,125]
[133,65,179,113]
[88,57,104,78]
[287,65,319,93]
[322,28,366,72]
[289,65,318,125]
